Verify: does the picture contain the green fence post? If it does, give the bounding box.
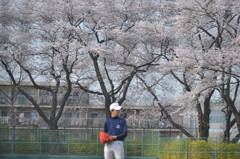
[158,131,161,159]
[11,128,13,155]
[39,129,41,155]
[68,130,70,156]
[214,137,217,159]
[96,130,99,156]
[180,137,183,159]
[141,130,143,157]
[186,138,188,159]
[158,131,161,157]
[151,131,153,157]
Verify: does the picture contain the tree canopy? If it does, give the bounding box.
[1,0,240,141]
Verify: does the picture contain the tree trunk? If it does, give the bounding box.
[223,108,232,143]
[224,96,240,143]
[49,130,60,155]
[231,134,240,143]
[197,90,214,140]
[48,122,58,130]
[105,99,112,119]
[223,120,230,143]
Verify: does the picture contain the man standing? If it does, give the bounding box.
[104,102,128,159]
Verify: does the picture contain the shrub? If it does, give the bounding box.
[125,139,142,156]
[216,142,240,159]
[15,139,40,154]
[67,139,104,156]
[159,139,240,159]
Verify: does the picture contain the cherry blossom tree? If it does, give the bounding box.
[136,74,196,139]
[0,0,78,130]
[162,0,240,140]
[26,0,169,118]
[1,0,170,133]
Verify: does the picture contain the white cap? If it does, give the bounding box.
[110,103,122,111]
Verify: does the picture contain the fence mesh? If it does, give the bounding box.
[1,128,240,158]
[0,129,158,157]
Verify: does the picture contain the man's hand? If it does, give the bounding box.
[109,136,117,141]
[112,136,117,139]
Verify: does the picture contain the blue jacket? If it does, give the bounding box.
[104,116,128,141]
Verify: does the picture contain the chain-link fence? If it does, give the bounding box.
[1,128,240,159]
[0,129,158,157]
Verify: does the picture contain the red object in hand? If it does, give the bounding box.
[99,132,113,144]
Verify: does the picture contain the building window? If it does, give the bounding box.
[39,90,52,105]
[64,113,72,118]
[0,88,9,104]
[0,97,6,104]
[66,89,89,106]
[1,111,7,116]
[210,110,225,123]
[91,112,99,118]
[17,89,32,105]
